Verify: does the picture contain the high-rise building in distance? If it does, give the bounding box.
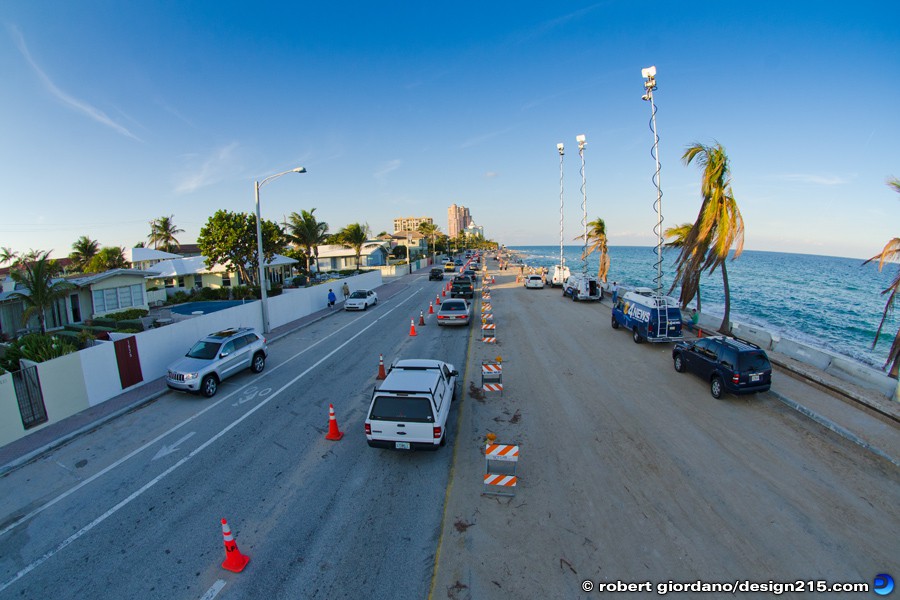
[393,216,433,234]
[447,204,472,238]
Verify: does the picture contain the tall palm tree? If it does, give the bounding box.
[284,209,329,272]
[576,217,611,282]
[664,223,702,311]
[0,247,18,267]
[9,250,73,334]
[338,223,370,269]
[672,142,744,334]
[148,215,184,252]
[417,222,441,259]
[864,177,900,378]
[69,236,100,273]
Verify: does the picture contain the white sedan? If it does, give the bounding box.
[525,274,545,289]
[345,289,378,310]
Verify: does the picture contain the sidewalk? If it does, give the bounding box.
[0,270,425,476]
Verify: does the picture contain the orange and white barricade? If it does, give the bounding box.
[481,361,502,395]
[484,443,519,496]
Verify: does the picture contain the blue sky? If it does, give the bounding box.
[1,1,897,261]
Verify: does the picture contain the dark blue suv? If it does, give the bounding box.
[672,336,772,399]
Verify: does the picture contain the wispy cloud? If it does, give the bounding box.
[175,142,242,193]
[484,172,499,179]
[459,126,517,149]
[374,159,402,181]
[9,24,142,141]
[778,173,851,186]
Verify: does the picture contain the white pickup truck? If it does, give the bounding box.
[364,359,458,451]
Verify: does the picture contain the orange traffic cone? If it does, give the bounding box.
[428,301,434,314]
[442,289,446,297]
[436,294,441,305]
[409,318,417,336]
[325,404,344,440]
[221,518,250,572]
[376,354,387,380]
[419,310,426,326]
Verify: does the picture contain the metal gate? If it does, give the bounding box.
[12,365,47,429]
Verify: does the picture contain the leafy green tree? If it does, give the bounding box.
[69,236,100,272]
[864,177,900,378]
[9,250,73,334]
[417,222,441,258]
[672,142,745,334]
[664,223,702,311]
[338,222,370,269]
[1,247,19,266]
[284,209,329,272]
[86,246,129,272]
[576,217,611,282]
[198,210,284,286]
[0,333,77,372]
[148,215,184,252]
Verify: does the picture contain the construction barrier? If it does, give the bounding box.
[482,303,492,313]
[482,336,497,343]
[481,323,495,331]
[484,443,519,496]
[482,361,502,395]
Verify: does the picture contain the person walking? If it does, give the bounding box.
[327,289,336,309]
[341,282,350,301]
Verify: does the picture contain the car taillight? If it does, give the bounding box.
[433,426,442,440]
[365,423,371,435]
[437,315,445,319]
[732,374,740,384]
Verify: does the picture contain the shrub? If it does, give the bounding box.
[0,334,77,373]
[171,291,190,304]
[232,286,256,300]
[104,308,149,321]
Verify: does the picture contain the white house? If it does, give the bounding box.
[314,242,389,272]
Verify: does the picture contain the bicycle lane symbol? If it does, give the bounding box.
[233,385,272,407]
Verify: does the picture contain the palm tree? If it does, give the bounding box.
[338,223,370,269]
[69,236,100,273]
[417,222,441,260]
[864,177,900,378]
[664,223,702,311]
[148,215,184,252]
[0,247,18,267]
[284,209,329,273]
[576,217,611,282]
[672,142,744,334]
[9,250,73,334]
[86,246,129,272]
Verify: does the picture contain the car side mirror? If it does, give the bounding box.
[450,370,459,377]
[220,351,230,358]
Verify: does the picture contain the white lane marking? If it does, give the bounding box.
[200,579,227,600]
[0,290,422,593]
[0,292,415,539]
[151,432,197,461]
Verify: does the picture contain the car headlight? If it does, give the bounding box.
[184,373,199,380]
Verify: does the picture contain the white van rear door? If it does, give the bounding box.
[367,394,437,446]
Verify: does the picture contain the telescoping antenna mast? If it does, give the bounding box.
[577,134,588,278]
[642,65,663,297]
[557,143,565,275]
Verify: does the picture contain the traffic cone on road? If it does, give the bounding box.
[419,310,426,326]
[325,404,344,441]
[376,354,387,380]
[428,301,434,314]
[442,289,446,297]
[221,518,250,573]
[409,318,417,336]
[436,294,441,305]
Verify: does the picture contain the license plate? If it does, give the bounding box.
[395,442,410,450]
[750,374,760,382]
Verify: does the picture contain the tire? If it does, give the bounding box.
[363,302,368,310]
[633,329,643,344]
[251,352,266,373]
[200,374,218,398]
[673,354,685,372]
[439,433,447,447]
[711,375,725,399]
[374,298,378,304]
[611,315,619,329]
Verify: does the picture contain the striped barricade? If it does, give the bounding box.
[481,323,495,331]
[481,362,503,396]
[484,443,519,496]
[482,313,494,323]
[482,336,497,343]
[481,303,492,313]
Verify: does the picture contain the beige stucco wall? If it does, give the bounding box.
[36,351,89,421]
[0,373,25,448]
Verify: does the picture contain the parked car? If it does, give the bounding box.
[344,289,378,310]
[672,336,772,399]
[437,299,471,326]
[365,359,458,450]
[166,327,267,398]
[524,274,544,289]
[429,268,444,281]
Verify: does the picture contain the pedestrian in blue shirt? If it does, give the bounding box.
[327,289,336,309]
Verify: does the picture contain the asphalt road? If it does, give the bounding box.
[0,274,467,600]
[432,270,899,599]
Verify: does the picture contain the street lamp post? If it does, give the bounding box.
[407,233,412,275]
[255,166,306,333]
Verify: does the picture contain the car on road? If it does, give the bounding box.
[454,259,463,266]
[429,268,444,281]
[672,336,772,399]
[524,274,544,289]
[344,289,378,310]
[462,268,477,281]
[365,359,459,450]
[437,299,471,326]
[444,261,456,272]
[166,327,268,398]
[451,277,474,299]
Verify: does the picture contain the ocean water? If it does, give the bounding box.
[509,245,900,370]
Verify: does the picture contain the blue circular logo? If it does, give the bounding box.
[874,574,894,596]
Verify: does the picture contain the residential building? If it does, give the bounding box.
[393,216,433,234]
[463,223,485,239]
[447,204,472,238]
[314,242,389,272]
[144,254,298,292]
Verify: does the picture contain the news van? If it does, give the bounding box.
[563,274,601,302]
[550,264,570,287]
[611,287,683,343]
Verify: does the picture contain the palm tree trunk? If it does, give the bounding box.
[695,272,702,313]
[718,262,731,334]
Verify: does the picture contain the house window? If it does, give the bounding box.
[177,276,186,288]
[194,275,202,289]
[222,273,231,287]
[92,283,146,314]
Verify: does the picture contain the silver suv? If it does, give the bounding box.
[166,328,268,397]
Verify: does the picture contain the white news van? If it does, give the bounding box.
[563,274,602,301]
[550,264,570,287]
